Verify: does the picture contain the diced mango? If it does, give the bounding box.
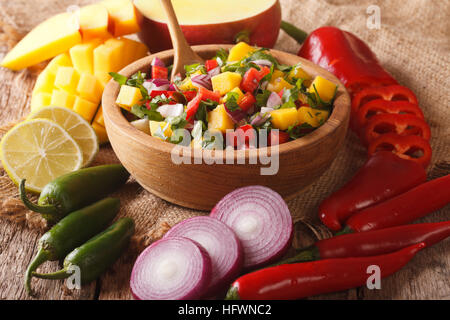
[270,108,298,130]
[116,85,143,111]
[101,0,142,37]
[46,53,73,76]
[104,38,127,71]
[94,43,124,86]
[1,13,81,70]
[120,38,148,64]
[79,4,112,40]
[94,107,105,127]
[149,121,173,140]
[222,87,244,104]
[178,77,197,91]
[298,107,330,127]
[51,89,76,109]
[308,76,337,103]
[228,42,255,62]
[76,73,103,105]
[92,122,109,144]
[30,92,51,112]
[69,40,101,75]
[211,72,242,96]
[288,65,311,81]
[270,70,284,82]
[54,67,80,93]
[33,71,55,94]
[73,97,99,122]
[207,104,234,134]
[267,77,294,93]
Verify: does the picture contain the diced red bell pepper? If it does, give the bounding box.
[278,89,284,99]
[205,59,219,71]
[183,90,198,102]
[258,66,271,80]
[269,130,290,146]
[152,65,168,79]
[185,87,221,122]
[368,133,432,168]
[356,99,424,131]
[362,114,431,146]
[241,68,261,93]
[197,87,221,103]
[239,92,256,113]
[226,124,257,149]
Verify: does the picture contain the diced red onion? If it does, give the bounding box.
[191,74,212,90]
[168,83,178,91]
[250,113,271,126]
[144,79,171,93]
[208,66,221,77]
[164,216,243,296]
[266,92,282,109]
[252,59,273,67]
[151,57,165,68]
[157,103,184,118]
[210,186,293,269]
[260,107,274,114]
[130,237,212,300]
[225,105,247,124]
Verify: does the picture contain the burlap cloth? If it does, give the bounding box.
[0,0,448,298]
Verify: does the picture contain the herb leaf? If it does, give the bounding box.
[224,92,240,112]
[131,104,164,121]
[109,72,128,86]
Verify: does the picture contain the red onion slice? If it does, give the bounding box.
[164,216,243,296]
[266,92,282,109]
[130,237,212,300]
[210,186,293,269]
[252,59,273,67]
[151,57,165,68]
[191,74,212,90]
[144,79,170,93]
[250,113,271,126]
[225,105,247,123]
[157,103,184,118]
[208,66,221,77]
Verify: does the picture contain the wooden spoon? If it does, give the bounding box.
[159,0,204,80]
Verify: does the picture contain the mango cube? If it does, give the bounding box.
[222,87,244,104]
[79,4,112,40]
[228,42,255,62]
[101,0,142,37]
[51,89,76,109]
[77,73,103,104]
[1,13,81,70]
[288,66,311,81]
[270,108,298,130]
[270,70,285,82]
[308,76,337,103]
[211,72,242,96]
[116,85,143,111]
[69,41,101,75]
[73,97,99,122]
[94,43,124,86]
[54,67,80,93]
[120,38,148,64]
[30,92,51,112]
[267,77,294,93]
[149,121,173,140]
[208,104,234,134]
[92,122,109,144]
[94,107,105,127]
[104,38,127,71]
[33,71,55,94]
[298,107,330,127]
[46,53,73,76]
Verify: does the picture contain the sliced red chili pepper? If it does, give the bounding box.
[151,65,168,79]
[368,133,432,168]
[362,114,431,146]
[239,92,256,113]
[269,130,290,146]
[205,59,219,71]
[345,175,450,233]
[356,99,424,130]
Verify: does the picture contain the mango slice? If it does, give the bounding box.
[101,0,142,37]
[70,40,102,75]
[79,4,112,41]
[1,13,81,70]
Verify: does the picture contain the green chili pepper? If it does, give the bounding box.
[32,218,135,286]
[25,197,121,295]
[20,164,130,223]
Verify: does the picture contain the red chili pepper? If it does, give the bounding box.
[281,221,450,263]
[362,114,431,146]
[151,65,168,79]
[239,92,256,112]
[344,174,450,233]
[269,130,290,146]
[205,59,219,71]
[226,243,425,300]
[319,151,426,231]
[298,26,398,95]
[351,85,418,119]
[356,99,424,131]
[368,133,432,168]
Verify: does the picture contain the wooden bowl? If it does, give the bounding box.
[102,45,351,211]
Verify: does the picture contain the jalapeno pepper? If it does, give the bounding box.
[278,221,450,264]
[342,174,450,233]
[368,133,432,167]
[362,113,431,146]
[32,217,135,286]
[226,243,424,300]
[20,164,130,223]
[24,198,120,295]
[319,151,426,231]
[356,100,424,131]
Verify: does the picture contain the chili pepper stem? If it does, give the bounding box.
[280,21,309,44]
[272,246,320,266]
[32,268,71,280]
[225,286,240,300]
[334,225,354,237]
[25,248,50,296]
[20,180,61,217]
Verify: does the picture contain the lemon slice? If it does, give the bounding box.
[28,106,99,167]
[0,119,83,193]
